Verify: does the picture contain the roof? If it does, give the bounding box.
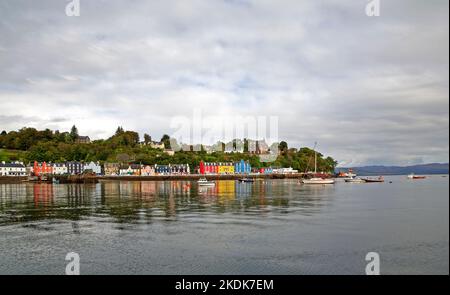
[0,162,25,168]
[51,163,67,167]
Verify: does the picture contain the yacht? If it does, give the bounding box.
[301,145,335,185]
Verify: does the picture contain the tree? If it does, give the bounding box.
[279,141,288,153]
[161,134,171,149]
[144,133,152,144]
[116,153,130,163]
[70,125,79,142]
[115,126,124,135]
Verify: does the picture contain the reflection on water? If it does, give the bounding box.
[0,180,333,226]
[0,177,447,275]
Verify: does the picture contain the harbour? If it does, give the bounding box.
[0,175,448,275]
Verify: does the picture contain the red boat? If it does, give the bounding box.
[407,174,426,179]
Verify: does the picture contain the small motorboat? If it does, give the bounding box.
[361,176,385,183]
[302,177,335,185]
[197,178,216,186]
[238,178,254,183]
[407,173,426,180]
[344,177,365,183]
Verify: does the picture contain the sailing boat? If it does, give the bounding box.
[301,144,335,185]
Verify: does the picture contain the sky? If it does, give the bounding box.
[0,0,448,167]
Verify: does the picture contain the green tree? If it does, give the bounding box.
[144,133,152,144]
[70,125,79,142]
[161,134,171,149]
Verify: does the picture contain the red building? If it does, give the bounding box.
[200,161,219,175]
[33,161,53,176]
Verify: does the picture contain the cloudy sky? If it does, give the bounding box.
[0,0,448,166]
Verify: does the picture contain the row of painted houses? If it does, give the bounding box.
[0,161,27,176]
[0,161,190,177]
[199,160,252,175]
[1,160,298,177]
[32,161,102,176]
[197,161,296,175]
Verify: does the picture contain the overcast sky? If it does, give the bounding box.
[0,0,448,166]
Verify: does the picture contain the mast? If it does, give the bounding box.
[314,141,317,174]
[314,150,317,174]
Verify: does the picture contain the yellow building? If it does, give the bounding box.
[218,163,235,174]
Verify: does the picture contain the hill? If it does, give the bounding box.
[337,163,449,176]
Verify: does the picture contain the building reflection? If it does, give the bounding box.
[0,180,332,226]
[32,183,54,207]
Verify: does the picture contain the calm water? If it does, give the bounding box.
[0,176,448,275]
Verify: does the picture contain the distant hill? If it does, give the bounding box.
[336,163,449,176]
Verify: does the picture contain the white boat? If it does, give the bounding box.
[198,178,216,186]
[344,177,365,183]
[302,177,335,184]
[301,144,335,185]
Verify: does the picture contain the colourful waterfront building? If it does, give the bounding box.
[104,163,120,176]
[259,167,273,174]
[141,165,155,176]
[234,160,251,174]
[33,161,53,176]
[66,161,83,175]
[218,162,234,174]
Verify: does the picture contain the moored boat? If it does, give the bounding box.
[361,176,385,183]
[302,177,335,184]
[344,177,365,183]
[407,173,426,179]
[300,143,335,185]
[337,169,357,178]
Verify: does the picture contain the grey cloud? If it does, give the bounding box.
[0,0,448,166]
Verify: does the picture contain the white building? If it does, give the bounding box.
[273,167,298,174]
[51,163,68,175]
[119,164,141,176]
[0,161,27,176]
[83,161,102,175]
[150,141,165,150]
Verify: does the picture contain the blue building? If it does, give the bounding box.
[155,165,171,175]
[234,160,251,174]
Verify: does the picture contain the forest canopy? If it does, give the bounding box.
[0,127,337,172]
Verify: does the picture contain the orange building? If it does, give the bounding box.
[33,161,53,176]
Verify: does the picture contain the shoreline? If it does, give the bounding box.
[99,173,303,181]
[0,174,303,184]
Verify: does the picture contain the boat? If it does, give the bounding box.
[301,144,335,185]
[337,169,357,178]
[238,178,254,183]
[407,173,426,180]
[197,178,215,186]
[302,177,335,184]
[361,176,385,183]
[344,177,366,183]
